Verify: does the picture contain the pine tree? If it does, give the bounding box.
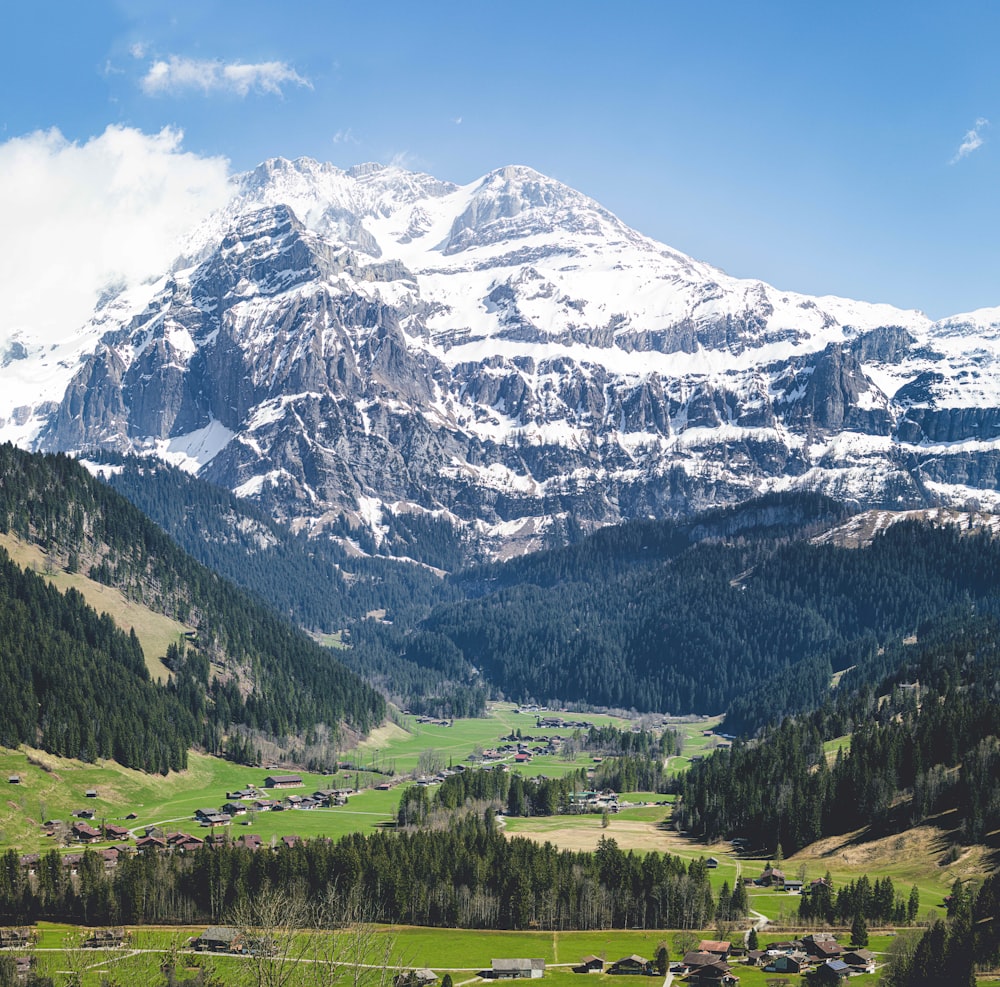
[851,912,869,949]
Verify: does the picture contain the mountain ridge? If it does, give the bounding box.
[5,156,1000,556]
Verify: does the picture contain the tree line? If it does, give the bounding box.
[0,814,723,931]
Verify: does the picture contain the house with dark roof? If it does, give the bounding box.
[264,774,303,789]
[193,927,246,953]
[608,954,652,975]
[572,956,604,973]
[490,959,545,979]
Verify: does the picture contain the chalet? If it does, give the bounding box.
[222,802,248,816]
[135,836,167,853]
[194,927,246,954]
[18,855,39,876]
[199,813,232,828]
[264,774,303,789]
[98,848,120,869]
[125,812,138,820]
[14,956,33,978]
[572,956,604,973]
[698,941,731,959]
[608,954,652,975]
[104,825,130,840]
[236,834,263,851]
[62,853,83,874]
[71,809,96,819]
[72,822,102,843]
[393,970,438,987]
[689,964,739,986]
[815,959,852,983]
[490,959,545,979]
[755,865,785,887]
[783,879,804,893]
[226,789,256,800]
[681,952,718,971]
[252,799,275,811]
[194,808,218,821]
[281,835,301,849]
[705,857,719,869]
[803,935,842,961]
[842,949,876,974]
[375,782,393,791]
[764,955,803,974]
[82,928,127,948]
[514,753,532,763]
[174,835,205,852]
[297,797,320,810]
[8,775,20,784]
[0,928,35,949]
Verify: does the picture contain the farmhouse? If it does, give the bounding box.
[490,958,545,979]
[0,928,35,948]
[194,927,246,953]
[842,949,876,974]
[72,822,102,843]
[82,928,127,948]
[698,941,731,958]
[608,954,652,975]
[393,970,438,987]
[264,774,303,789]
[572,956,604,973]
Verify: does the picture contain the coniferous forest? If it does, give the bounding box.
[0,444,384,767]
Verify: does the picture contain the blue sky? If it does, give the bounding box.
[2,1,999,321]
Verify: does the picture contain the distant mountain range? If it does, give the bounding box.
[5,156,1000,557]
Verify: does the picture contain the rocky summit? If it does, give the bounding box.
[9,157,1000,556]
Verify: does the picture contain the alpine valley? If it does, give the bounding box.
[6,157,1000,560]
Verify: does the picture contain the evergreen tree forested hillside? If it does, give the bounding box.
[406,515,1000,720]
[88,457,1000,732]
[675,615,1000,854]
[0,444,385,767]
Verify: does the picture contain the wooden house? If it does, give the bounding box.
[490,959,545,979]
[608,954,652,975]
[194,927,246,953]
[264,774,303,789]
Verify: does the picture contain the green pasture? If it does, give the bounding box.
[20,922,908,987]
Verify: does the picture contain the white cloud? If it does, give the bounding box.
[0,126,232,346]
[140,55,311,97]
[129,41,147,59]
[951,117,990,163]
[332,128,360,145]
[453,116,463,125]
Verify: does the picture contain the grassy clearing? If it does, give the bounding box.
[0,532,189,682]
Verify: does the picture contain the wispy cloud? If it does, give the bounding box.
[332,128,360,145]
[951,117,990,163]
[140,55,311,97]
[453,116,463,125]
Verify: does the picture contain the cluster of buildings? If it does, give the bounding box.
[744,934,876,979]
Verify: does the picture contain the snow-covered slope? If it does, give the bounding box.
[8,156,1000,557]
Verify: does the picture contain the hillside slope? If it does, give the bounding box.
[0,443,385,768]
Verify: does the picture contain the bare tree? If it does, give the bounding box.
[310,885,404,987]
[227,882,320,987]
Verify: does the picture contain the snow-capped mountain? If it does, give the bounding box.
[8,156,1000,556]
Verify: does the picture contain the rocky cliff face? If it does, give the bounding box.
[18,157,1000,557]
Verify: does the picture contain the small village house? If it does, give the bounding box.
[489,958,545,979]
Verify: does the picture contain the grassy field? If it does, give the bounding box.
[18,921,921,987]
